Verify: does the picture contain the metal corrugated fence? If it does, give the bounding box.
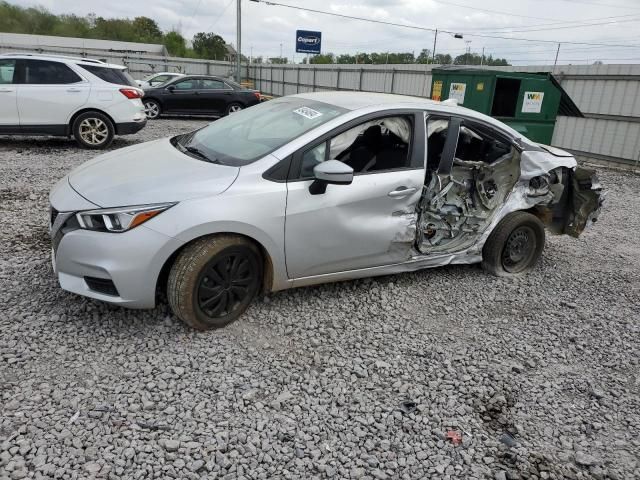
[1,39,639,168]
[249,63,640,169]
[0,43,234,79]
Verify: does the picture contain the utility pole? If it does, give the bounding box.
[480,47,485,66]
[432,29,438,63]
[280,43,283,62]
[236,0,241,83]
[553,43,561,72]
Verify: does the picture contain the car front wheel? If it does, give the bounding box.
[167,235,263,330]
[72,112,114,149]
[144,99,161,119]
[482,211,545,277]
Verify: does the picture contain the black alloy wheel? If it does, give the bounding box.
[197,251,259,319]
[167,235,263,330]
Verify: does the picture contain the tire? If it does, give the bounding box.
[167,235,263,330]
[482,211,545,277]
[144,99,161,119]
[225,102,243,116]
[72,111,114,149]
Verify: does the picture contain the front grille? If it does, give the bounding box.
[50,212,79,256]
[84,277,119,297]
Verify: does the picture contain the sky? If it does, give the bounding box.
[13,0,640,64]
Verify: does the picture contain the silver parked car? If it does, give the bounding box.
[49,92,602,329]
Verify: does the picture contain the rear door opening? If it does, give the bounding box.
[417,116,521,254]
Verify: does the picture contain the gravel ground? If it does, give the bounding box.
[1,119,639,480]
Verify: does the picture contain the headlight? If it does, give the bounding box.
[76,202,176,233]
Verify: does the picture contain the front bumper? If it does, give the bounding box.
[52,221,183,308]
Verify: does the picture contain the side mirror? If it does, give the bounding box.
[166,85,175,92]
[310,160,354,195]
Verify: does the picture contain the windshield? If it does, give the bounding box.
[173,97,348,166]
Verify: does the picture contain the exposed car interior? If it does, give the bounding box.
[333,117,412,173]
[418,117,521,255]
[427,118,512,170]
[300,116,412,177]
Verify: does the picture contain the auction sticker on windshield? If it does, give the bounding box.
[293,106,323,120]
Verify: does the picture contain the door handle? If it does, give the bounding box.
[388,186,417,198]
[66,88,81,92]
[0,88,13,93]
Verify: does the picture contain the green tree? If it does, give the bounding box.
[337,54,355,64]
[434,53,453,65]
[268,57,288,64]
[164,30,186,57]
[307,53,335,64]
[416,48,432,64]
[132,16,163,43]
[454,52,510,66]
[0,2,236,60]
[192,32,227,60]
[91,17,137,41]
[53,15,91,38]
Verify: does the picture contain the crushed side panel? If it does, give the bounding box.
[416,150,521,254]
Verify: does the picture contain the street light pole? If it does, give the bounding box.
[236,0,241,82]
[431,29,437,63]
[553,43,561,72]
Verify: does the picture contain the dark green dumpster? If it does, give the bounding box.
[430,67,582,144]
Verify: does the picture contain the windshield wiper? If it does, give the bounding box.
[183,145,212,161]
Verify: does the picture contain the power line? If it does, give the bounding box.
[189,0,205,20]
[476,16,640,34]
[430,0,560,21]
[248,0,640,48]
[548,0,640,10]
[468,13,640,33]
[204,0,235,31]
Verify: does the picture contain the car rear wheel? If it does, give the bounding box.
[144,99,161,119]
[226,103,243,115]
[167,235,262,330]
[72,112,114,149]
[482,211,545,277]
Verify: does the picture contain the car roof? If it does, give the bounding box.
[292,91,526,142]
[180,75,225,80]
[0,52,125,70]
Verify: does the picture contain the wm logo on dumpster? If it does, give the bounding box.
[526,93,542,100]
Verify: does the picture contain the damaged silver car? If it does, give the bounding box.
[49,92,603,330]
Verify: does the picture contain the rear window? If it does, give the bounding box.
[78,64,136,86]
[225,79,243,89]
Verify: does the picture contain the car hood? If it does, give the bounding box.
[68,138,239,207]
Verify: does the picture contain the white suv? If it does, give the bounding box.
[0,53,146,149]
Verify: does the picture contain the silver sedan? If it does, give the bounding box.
[50,92,602,329]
